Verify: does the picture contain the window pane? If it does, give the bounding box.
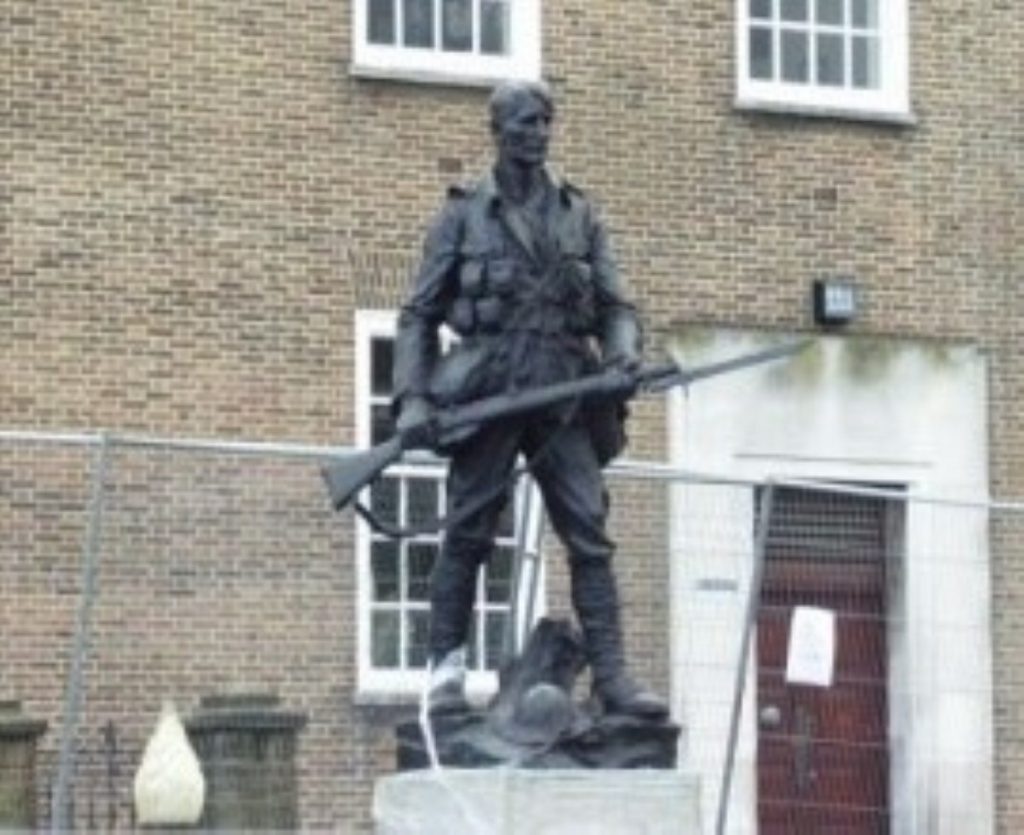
[369,0,396,44]
[749,26,774,80]
[371,610,400,667]
[372,540,400,601]
[781,30,809,82]
[406,609,430,668]
[816,33,844,86]
[852,35,880,88]
[442,0,472,51]
[371,404,394,445]
[781,0,808,22]
[481,0,509,55]
[370,476,399,527]
[487,545,513,603]
[496,491,515,538]
[815,0,843,25]
[485,611,509,670]
[403,0,434,47]
[371,338,394,397]
[749,0,772,19]
[408,542,437,601]
[407,477,439,527]
[466,617,479,668]
[852,0,878,28]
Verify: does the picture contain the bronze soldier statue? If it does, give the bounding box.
[393,80,667,719]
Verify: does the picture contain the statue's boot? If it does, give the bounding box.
[593,670,669,719]
[572,561,669,720]
[427,542,482,715]
[427,647,471,714]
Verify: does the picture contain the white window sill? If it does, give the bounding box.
[352,690,495,709]
[734,96,917,127]
[351,62,512,89]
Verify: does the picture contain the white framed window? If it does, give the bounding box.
[736,0,911,122]
[354,310,525,698]
[352,0,541,86]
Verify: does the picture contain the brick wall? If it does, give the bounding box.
[1,0,1020,829]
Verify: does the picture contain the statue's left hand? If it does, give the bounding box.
[602,353,642,396]
[603,353,642,373]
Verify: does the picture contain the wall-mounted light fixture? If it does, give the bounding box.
[812,278,858,326]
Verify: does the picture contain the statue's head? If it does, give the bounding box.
[489,80,554,169]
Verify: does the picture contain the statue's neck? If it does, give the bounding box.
[494,159,546,206]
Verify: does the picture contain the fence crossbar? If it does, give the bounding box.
[3,429,1021,510]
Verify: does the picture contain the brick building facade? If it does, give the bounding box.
[1,0,1021,830]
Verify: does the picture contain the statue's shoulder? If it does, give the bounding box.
[560,178,586,198]
[557,177,592,211]
[440,180,486,223]
[445,177,488,201]
[438,178,495,230]
[446,182,472,201]
[430,180,479,230]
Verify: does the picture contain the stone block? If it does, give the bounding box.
[374,768,702,834]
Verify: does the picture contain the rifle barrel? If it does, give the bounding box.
[435,368,635,434]
[322,435,404,511]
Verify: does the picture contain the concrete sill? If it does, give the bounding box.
[734,97,918,127]
[350,63,509,90]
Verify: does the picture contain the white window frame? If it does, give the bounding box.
[735,0,911,123]
[354,309,541,700]
[352,0,541,87]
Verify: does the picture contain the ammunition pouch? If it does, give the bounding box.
[428,340,505,408]
[584,395,629,467]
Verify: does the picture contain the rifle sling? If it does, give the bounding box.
[353,467,523,540]
[353,397,581,541]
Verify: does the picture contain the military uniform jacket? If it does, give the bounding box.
[393,170,641,411]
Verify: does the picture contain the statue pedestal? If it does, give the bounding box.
[373,768,702,834]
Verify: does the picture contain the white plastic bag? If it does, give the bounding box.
[133,701,206,825]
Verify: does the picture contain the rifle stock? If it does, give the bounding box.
[321,339,810,512]
[322,435,404,511]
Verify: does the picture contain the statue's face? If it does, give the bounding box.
[494,94,552,168]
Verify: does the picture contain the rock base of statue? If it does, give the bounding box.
[395,618,681,771]
[396,710,681,770]
[374,769,702,835]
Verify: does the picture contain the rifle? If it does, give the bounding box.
[322,339,810,512]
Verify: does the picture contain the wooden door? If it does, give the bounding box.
[756,488,891,835]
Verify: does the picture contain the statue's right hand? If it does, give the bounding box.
[396,396,437,448]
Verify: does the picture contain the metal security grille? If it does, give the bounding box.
[764,486,890,563]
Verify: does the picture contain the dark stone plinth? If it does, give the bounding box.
[186,694,307,831]
[397,710,681,770]
[395,619,681,771]
[0,701,48,828]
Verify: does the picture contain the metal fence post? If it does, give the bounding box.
[503,475,546,660]
[715,480,776,835]
[52,433,111,832]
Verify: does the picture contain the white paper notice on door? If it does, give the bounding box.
[785,605,836,688]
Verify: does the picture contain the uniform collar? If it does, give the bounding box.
[481,166,573,215]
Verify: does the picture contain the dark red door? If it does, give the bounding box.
[756,488,891,835]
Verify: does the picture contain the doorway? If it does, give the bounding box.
[756,486,893,834]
